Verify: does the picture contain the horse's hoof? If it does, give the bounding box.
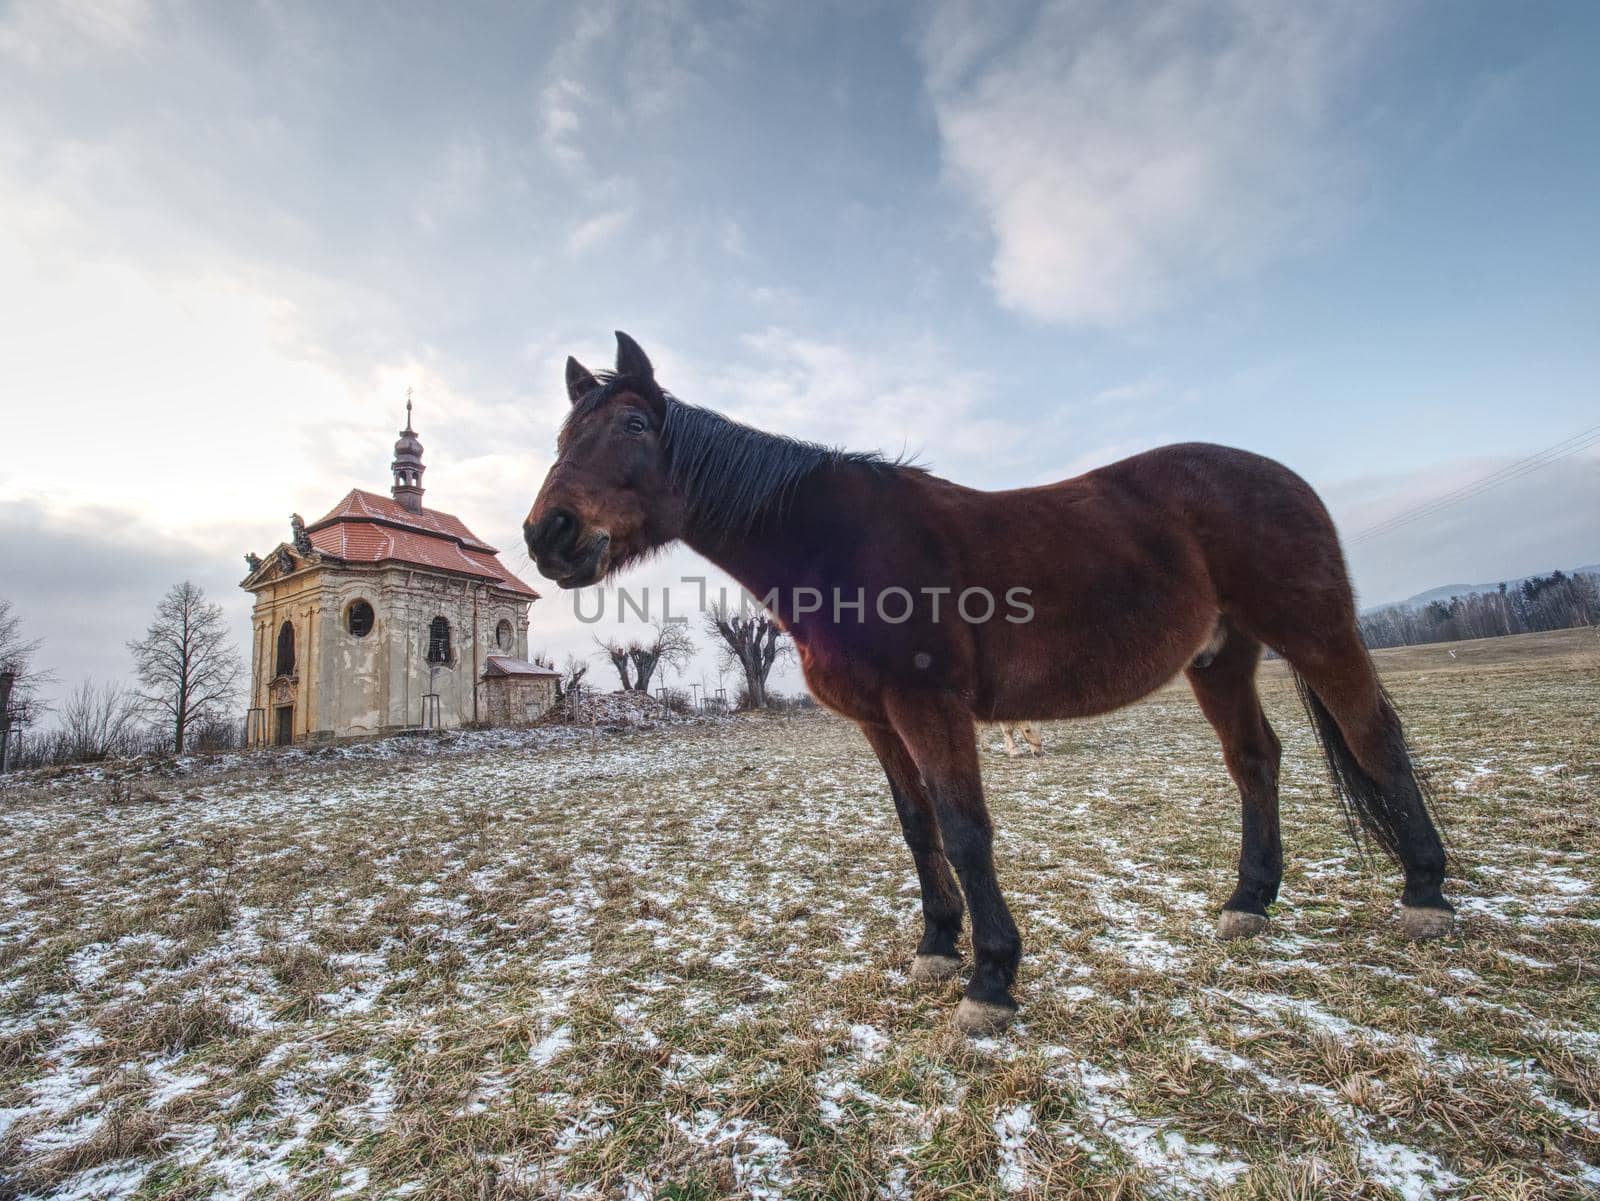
[909,954,962,983]
[1401,905,1454,940]
[953,997,1017,1036]
[1217,910,1268,941]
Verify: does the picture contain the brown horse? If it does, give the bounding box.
[525,332,1454,1035]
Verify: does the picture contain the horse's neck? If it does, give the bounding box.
[682,521,805,612]
[679,465,843,616]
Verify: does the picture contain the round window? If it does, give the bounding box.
[495,619,514,652]
[347,600,374,638]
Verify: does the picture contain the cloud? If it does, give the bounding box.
[568,207,633,254]
[411,138,491,233]
[694,327,1019,480]
[539,78,591,174]
[534,72,638,256]
[919,1,1395,325]
[0,0,148,68]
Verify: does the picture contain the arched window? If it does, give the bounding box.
[426,616,452,665]
[495,619,514,652]
[275,620,296,676]
[347,600,374,638]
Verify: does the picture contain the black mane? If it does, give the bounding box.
[566,372,900,537]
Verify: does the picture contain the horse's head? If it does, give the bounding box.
[524,332,687,588]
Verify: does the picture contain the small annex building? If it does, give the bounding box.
[241,402,558,745]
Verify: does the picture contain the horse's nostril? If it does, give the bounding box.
[530,508,579,560]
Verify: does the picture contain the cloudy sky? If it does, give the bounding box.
[3,0,1597,711]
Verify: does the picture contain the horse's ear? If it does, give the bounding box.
[566,356,598,405]
[614,331,654,381]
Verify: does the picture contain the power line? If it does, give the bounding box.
[1349,429,1600,546]
[1348,422,1600,547]
[1354,422,1600,540]
[1351,427,1600,545]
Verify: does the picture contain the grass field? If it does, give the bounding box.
[2,628,1597,1199]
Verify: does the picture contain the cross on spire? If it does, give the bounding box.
[404,387,414,433]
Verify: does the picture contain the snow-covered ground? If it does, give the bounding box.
[1,653,1596,1199]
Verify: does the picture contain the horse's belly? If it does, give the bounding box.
[975,608,1212,721]
[983,663,1180,721]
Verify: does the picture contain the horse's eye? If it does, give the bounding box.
[624,415,648,435]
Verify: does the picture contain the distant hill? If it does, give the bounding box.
[1370,564,1600,614]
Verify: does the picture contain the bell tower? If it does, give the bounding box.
[391,390,426,513]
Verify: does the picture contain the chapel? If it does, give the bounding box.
[241,401,557,744]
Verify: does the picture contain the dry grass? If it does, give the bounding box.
[0,629,1596,1199]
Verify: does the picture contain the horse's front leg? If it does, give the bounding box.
[859,721,965,981]
[884,692,1022,1035]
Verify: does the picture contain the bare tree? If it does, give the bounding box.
[629,621,695,694]
[534,652,590,708]
[58,679,144,762]
[705,601,790,710]
[0,597,52,710]
[127,582,244,755]
[595,636,636,690]
[1,599,54,772]
[595,623,695,693]
[558,654,589,705]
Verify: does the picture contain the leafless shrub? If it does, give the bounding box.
[57,679,145,762]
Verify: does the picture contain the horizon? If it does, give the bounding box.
[3,1,1598,715]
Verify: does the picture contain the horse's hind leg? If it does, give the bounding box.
[1286,631,1453,938]
[859,721,966,981]
[1186,624,1282,940]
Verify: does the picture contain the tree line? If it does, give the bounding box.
[592,602,794,711]
[1358,570,1599,650]
[1,582,244,770]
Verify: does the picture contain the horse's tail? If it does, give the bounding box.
[1291,671,1447,865]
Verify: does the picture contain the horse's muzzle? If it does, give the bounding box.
[525,509,609,587]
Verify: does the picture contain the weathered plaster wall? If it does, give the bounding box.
[246,559,532,742]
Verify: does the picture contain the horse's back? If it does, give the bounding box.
[933,442,1353,717]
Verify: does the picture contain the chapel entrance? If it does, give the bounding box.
[275,705,294,746]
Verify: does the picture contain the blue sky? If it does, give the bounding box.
[2,1,1597,706]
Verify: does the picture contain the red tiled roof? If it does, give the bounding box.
[306,489,539,599]
[483,655,560,678]
[312,489,496,549]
